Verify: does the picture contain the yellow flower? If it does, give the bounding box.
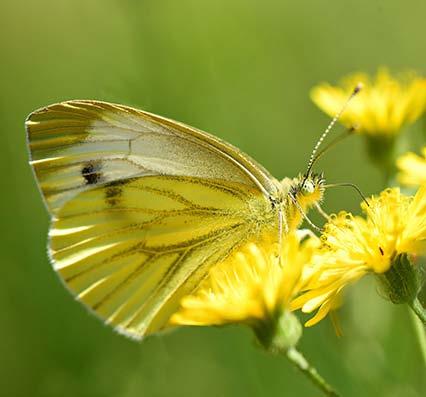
[170,235,342,394]
[170,233,318,328]
[292,186,426,326]
[397,146,426,187]
[311,68,426,136]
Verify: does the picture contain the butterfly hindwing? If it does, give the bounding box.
[50,175,276,338]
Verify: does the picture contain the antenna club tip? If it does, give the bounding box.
[353,82,363,94]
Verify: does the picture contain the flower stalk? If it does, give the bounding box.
[410,297,426,326]
[364,134,397,183]
[254,311,341,397]
[409,308,426,366]
[286,347,340,397]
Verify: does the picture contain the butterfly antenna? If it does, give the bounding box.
[323,182,370,208]
[304,83,363,179]
[312,125,356,165]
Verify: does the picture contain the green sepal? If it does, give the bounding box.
[253,310,302,354]
[377,253,422,304]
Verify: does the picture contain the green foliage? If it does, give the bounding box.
[0,0,425,396]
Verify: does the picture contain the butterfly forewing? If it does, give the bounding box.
[26,100,280,338]
[27,100,277,213]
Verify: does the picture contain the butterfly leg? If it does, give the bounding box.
[289,193,322,233]
[314,202,331,222]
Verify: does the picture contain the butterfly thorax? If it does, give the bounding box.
[279,173,325,231]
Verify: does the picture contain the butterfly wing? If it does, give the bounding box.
[26,100,280,338]
[27,100,277,213]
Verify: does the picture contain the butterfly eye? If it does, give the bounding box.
[302,181,315,195]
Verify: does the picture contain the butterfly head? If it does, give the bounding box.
[292,83,361,210]
[292,172,326,209]
[278,172,325,231]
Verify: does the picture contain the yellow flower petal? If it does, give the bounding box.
[397,147,426,187]
[311,68,426,136]
[292,186,426,326]
[398,185,426,255]
[170,233,318,327]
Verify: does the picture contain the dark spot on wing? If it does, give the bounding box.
[81,161,102,185]
[105,185,122,206]
[104,179,132,206]
[379,246,384,256]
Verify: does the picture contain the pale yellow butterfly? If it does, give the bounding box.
[26,99,338,339]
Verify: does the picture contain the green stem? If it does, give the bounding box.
[286,347,341,397]
[410,297,426,325]
[409,298,426,366]
[408,302,426,366]
[364,134,397,185]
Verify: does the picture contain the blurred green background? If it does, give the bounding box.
[1,0,425,396]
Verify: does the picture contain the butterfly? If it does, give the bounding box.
[26,100,327,339]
